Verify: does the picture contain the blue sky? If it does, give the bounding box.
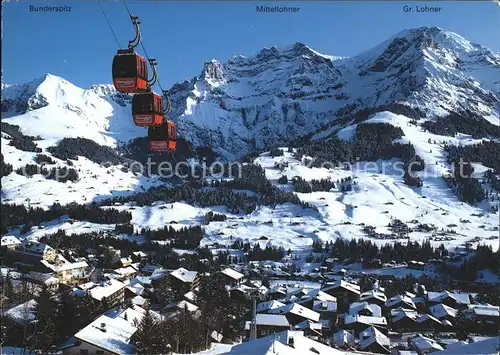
[3,1,500,90]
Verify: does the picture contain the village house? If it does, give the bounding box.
[257,300,286,314]
[321,280,361,311]
[343,314,388,335]
[312,300,337,317]
[221,267,245,286]
[426,291,471,309]
[88,279,127,307]
[245,314,291,338]
[168,267,200,292]
[293,319,323,339]
[429,303,458,323]
[269,303,320,326]
[385,294,417,310]
[360,289,388,308]
[1,236,21,250]
[359,326,390,354]
[464,304,500,327]
[349,301,382,318]
[409,334,444,354]
[15,239,57,263]
[40,255,90,284]
[333,329,355,349]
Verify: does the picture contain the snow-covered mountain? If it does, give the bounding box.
[1,26,499,254]
[2,26,499,157]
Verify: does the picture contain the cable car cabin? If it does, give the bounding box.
[148,121,176,152]
[112,49,148,93]
[132,92,164,126]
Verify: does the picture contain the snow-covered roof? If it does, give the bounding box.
[113,266,137,277]
[466,304,500,317]
[77,281,96,290]
[89,279,126,301]
[321,280,361,295]
[74,314,136,354]
[349,301,382,317]
[255,313,290,327]
[333,329,355,346]
[183,290,196,302]
[5,299,36,324]
[360,289,387,302]
[1,236,21,246]
[427,291,471,305]
[131,295,147,307]
[20,239,54,254]
[312,300,337,313]
[166,300,199,313]
[299,288,337,303]
[359,326,390,350]
[221,267,244,281]
[344,314,387,327]
[132,251,147,257]
[269,303,320,322]
[392,309,418,323]
[294,320,322,333]
[386,294,416,309]
[410,335,444,353]
[40,259,88,272]
[415,313,441,324]
[435,337,500,354]
[257,300,285,313]
[429,303,458,319]
[226,330,345,355]
[170,267,198,283]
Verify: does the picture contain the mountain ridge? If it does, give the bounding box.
[1,26,499,158]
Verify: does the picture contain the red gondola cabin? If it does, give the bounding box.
[132,92,164,126]
[148,121,176,152]
[112,49,148,93]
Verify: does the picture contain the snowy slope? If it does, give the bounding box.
[1,74,143,147]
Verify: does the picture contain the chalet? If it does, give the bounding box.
[414,314,442,331]
[111,266,137,281]
[163,300,200,315]
[408,260,425,270]
[63,306,163,355]
[269,303,320,326]
[429,303,458,322]
[293,320,322,338]
[118,257,133,268]
[359,326,390,354]
[65,314,136,354]
[40,256,90,284]
[312,300,337,317]
[26,271,59,290]
[1,236,21,250]
[168,267,200,292]
[360,289,387,308]
[221,267,245,286]
[344,314,388,335]
[268,286,287,300]
[131,251,147,261]
[257,300,286,314]
[349,301,382,317]
[88,279,126,306]
[321,280,360,310]
[296,289,337,308]
[245,314,291,338]
[464,304,500,324]
[183,291,197,304]
[385,294,417,310]
[333,329,355,349]
[390,309,418,331]
[409,335,444,354]
[426,291,471,309]
[16,239,57,263]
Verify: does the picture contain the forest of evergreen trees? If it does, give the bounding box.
[291,176,337,193]
[445,140,500,173]
[421,110,500,139]
[46,137,128,165]
[1,153,13,178]
[14,163,79,183]
[0,202,131,234]
[295,123,424,175]
[2,122,42,153]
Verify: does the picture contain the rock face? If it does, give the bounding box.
[2,26,499,158]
